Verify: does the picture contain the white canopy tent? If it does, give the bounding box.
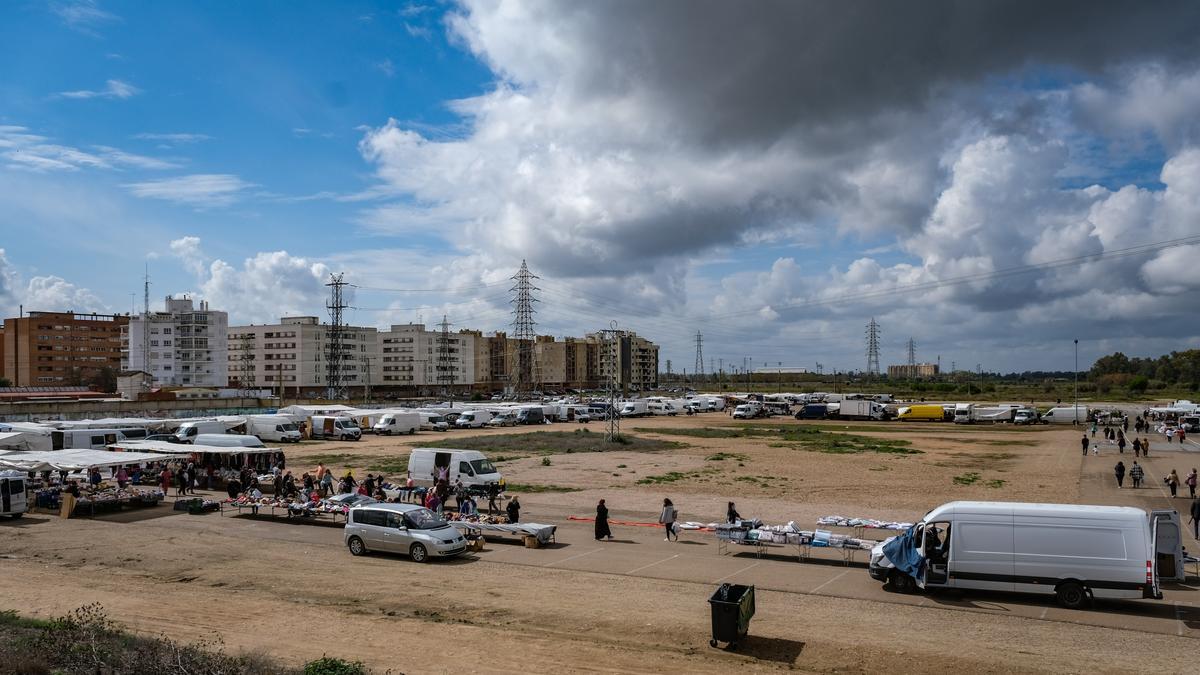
[106,440,280,455]
[0,449,187,472]
[0,431,53,453]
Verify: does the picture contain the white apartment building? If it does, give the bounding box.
[122,296,228,387]
[378,323,475,389]
[228,316,380,395]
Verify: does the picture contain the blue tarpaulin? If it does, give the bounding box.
[881,525,925,579]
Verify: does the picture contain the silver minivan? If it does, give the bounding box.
[344,503,467,562]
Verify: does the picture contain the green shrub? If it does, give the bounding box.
[305,657,369,675]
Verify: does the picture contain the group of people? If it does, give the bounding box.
[1081,429,1153,457]
[593,498,743,542]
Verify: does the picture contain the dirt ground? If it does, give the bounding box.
[2,413,1198,674]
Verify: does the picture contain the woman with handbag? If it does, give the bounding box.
[659,498,678,542]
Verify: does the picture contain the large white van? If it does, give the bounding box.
[407,448,503,489]
[246,415,302,443]
[51,428,143,450]
[1041,405,1089,425]
[174,421,228,443]
[1,470,27,519]
[455,410,494,428]
[417,412,449,432]
[373,412,421,436]
[869,501,1174,608]
[310,415,362,441]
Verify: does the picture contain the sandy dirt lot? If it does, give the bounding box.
[2,413,1198,673]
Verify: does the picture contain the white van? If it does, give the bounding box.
[310,415,362,441]
[193,434,267,449]
[455,410,494,428]
[418,412,449,432]
[51,428,143,450]
[732,403,761,419]
[373,412,421,436]
[647,401,677,416]
[174,420,228,443]
[620,401,648,417]
[246,415,302,443]
[407,448,503,489]
[869,501,1170,608]
[1042,405,1089,425]
[1,470,27,519]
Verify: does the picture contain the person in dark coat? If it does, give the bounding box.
[727,501,741,524]
[487,482,500,514]
[226,477,242,499]
[1190,498,1200,540]
[1114,461,1125,488]
[1080,434,1089,456]
[595,499,612,540]
[506,495,521,524]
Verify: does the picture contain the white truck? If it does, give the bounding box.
[869,501,1178,608]
[246,415,302,443]
[455,410,495,428]
[407,448,503,490]
[619,400,649,417]
[373,412,421,435]
[310,415,362,441]
[836,399,886,421]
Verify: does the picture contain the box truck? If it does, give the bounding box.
[373,412,421,435]
[408,448,503,490]
[837,399,887,421]
[868,501,1177,609]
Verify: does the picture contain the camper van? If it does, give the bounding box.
[868,501,1173,609]
[455,410,494,428]
[1042,405,1089,425]
[1,470,27,519]
[896,404,946,422]
[310,416,362,441]
[373,412,421,436]
[407,448,503,490]
[174,421,229,444]
[246,415,302,443]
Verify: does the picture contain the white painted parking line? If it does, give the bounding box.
[1039,607,1049,620]
[1175,601,1185,636]
[808,569,850,595]
[627,554,679,575]
[543,547,603,567]
[713,561,760,584]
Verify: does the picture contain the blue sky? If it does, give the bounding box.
[2,1,1199,374]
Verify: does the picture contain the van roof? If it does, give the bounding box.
[928,500,1146,522]
[351,502,425,514]
[410,447,486,456]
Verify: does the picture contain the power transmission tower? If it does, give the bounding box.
[239,330,256,396]
[865,318,881,380]
[694,331,704,381]
[509,260,540,397]
[665,359,672,383]
[906,337,917,370]
[361,355,372,403]
[325,273,349,400]
[142,266,151,378]
[437,315,455,397]
[599,321,621,442]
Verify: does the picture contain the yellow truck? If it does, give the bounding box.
[896,404,947,421]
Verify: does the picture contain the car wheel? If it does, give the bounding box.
[11,513,23,519]
[1056,581,1088,609]
[347,536,367,556]
[889,570,917,594]
[410,543,429,563]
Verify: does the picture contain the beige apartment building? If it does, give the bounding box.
[227,316,379,396]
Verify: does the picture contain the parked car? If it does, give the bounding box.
[488,412,518,427]
[344,503,467,562]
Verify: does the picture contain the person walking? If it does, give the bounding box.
[506,495,521,524]
[1191,497,1200,540]
[1167,427,1175,444]
[1114,461,1126,488]
[1166,469,1181,498]
[1130,461,1145,488]
[595,499,613,540]
[659,498,678,542]
[1142,437,1151,457]
[1080,434,1089,456]
[1187,469,1198,499]
[1117,432,1126,454]
[487,482,500,514]
[1090,421,1097,438]
[1133,437,1142,457]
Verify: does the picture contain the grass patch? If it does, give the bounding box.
[424,430,683,456]
[295,453,409,475]
[705,452,749,461]
[504,483,581,493]
[985,479,1007,488]
[641,426,921,455]
[953,472,982,485]
[934,452,1017,470]
[636,471,690,485]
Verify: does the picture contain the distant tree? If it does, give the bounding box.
[85,367,118,393]
[1128,375,1149,394]
[0,377,10,387]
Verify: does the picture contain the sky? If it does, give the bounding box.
[3,1,1200,376]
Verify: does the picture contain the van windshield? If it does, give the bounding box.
[404,508,447,530]
[280,423,298,431]
[428,416,445,424]
[470,459,496,475]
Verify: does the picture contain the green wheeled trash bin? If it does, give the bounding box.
[708,583,755,649]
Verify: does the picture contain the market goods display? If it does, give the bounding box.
[34,486,164,516]
[816,515,913,531]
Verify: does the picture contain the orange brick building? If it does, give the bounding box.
[1,312,129,388]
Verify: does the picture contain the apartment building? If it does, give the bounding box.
[227,316,379,396]
[887,363,941,380]
[377,323,475,392]
[589,330,660,394]
[122,296,228,387]
[2,311,128,387]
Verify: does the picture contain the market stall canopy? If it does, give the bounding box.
[0,449,187,471]
[107,440,281,455]
[0,431,53,453]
